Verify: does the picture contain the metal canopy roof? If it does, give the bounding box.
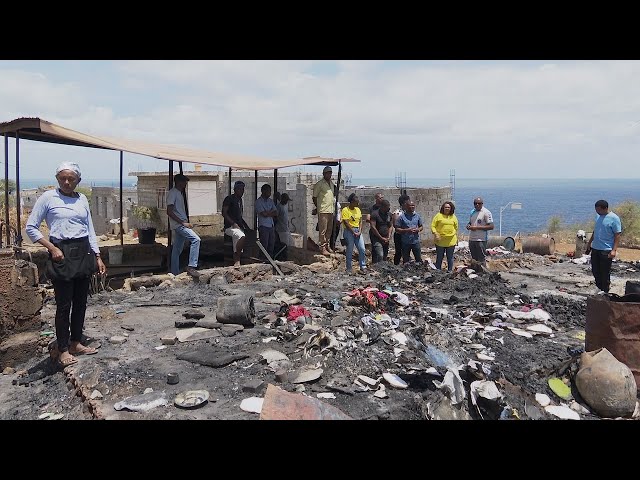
[0,117,360,171]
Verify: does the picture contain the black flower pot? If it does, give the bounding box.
[138,228,156,244]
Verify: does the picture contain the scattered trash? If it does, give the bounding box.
[174,390,209,409]
[544,405,581,420]
[260,384,351,420]
[548,377,572,400]
[383,372,408,389]
[240,397,264,414]
[114,391,169,412]
[535,393,551,407]
[292,368,323,384]
[433,367,466,405]
[317,392,336,399]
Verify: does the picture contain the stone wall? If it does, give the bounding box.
[91,186,137,236]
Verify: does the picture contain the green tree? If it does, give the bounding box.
[547,215,562,234]
[0,179,17,210]
[613,200,640,243]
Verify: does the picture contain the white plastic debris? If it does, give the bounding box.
[317,392,336,399]
[495,336,504,345]
[545,405,581,420]
[391,331,408,345]
[292,368,323,384]
[509,327,533,338]
[374,384,388,398]
[497,308,551,322]
[470,380,503,405]
[476,352,495,361]
[570,401,591,415]
[526,324,553,334]
[260,349,289,364]
[240,397,264,414]
[432,367,466,405]
[535,393,551,407]
[392,292,410,306]
[357,375,380,387]
[262,337,278,343]
[383,372,408,389]
[155,345,167,350]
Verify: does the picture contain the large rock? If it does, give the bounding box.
[575,347,637,418]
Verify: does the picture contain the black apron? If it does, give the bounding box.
[46,236,97,282]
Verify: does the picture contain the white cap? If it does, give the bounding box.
[56,162,81,178]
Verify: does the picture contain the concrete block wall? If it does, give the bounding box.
[0,249,44,368]
[91,186,137,236]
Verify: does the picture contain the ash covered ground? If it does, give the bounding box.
[1,251,639,421]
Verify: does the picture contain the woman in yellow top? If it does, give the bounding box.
[431,201,459,272]
[341,193,367,274]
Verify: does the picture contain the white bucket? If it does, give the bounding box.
[109,246,124,265]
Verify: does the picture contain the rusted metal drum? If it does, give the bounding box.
[586,295,640,391]
[487,236,516,251]
[521,236,555,255]
[216,295,255,326]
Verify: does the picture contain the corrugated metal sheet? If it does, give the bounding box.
[0,117,359,170]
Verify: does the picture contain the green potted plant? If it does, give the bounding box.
[132,205,160,244]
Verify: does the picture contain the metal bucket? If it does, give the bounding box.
[487,236,515,251]
[216,295,255,326]
[109,246,124,265]
[521,236,555,255]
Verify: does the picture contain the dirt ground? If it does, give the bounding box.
[2,244,639,421]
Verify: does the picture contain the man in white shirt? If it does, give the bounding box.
[466,196,494,267]
[166,174,200,277]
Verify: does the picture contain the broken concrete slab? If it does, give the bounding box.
[260,384,351,420]
[195,319,222,329]
[182,309,206,319]
[175,327,222,343]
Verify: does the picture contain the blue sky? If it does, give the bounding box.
[1,60,639,182]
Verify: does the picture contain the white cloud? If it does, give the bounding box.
[1,60,640,179]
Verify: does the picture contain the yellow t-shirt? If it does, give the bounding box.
[431,212,459,247]
[341,206,362,229]
[313,179,335,214]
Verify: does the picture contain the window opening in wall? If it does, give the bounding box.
[157,187,166,209]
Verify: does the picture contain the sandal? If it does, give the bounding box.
[69,344,98,356]
[57,355,78,368]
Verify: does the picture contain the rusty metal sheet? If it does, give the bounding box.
[260,384,352,420]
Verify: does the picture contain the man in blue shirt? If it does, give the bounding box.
[586,199,622,293]
[255,183,278,258]
[396,201,424,263]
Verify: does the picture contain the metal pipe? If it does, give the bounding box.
[254,170,258,231]
[167,160,173,261]
[335,161,342,214]
[119,151,124,246]
[273,168,278,199]
[179,161,188,219]
[4,135,9,247]
[15,131,22,246]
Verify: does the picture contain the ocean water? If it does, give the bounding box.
[19,178,137,189]
[17,176,640,236]
[351,178,640,236]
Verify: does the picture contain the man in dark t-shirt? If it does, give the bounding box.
[222,181,250,266]
[369,199,392,263]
